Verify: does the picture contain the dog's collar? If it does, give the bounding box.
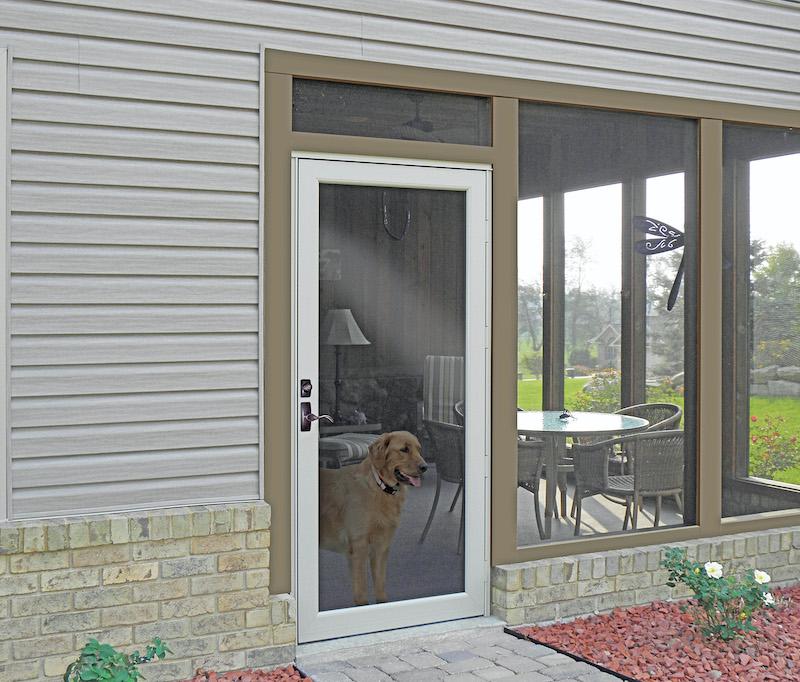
[371,465,398,495]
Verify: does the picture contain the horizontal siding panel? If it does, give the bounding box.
[0,29,258,79]
[12,472,259,518]
[11,333,259,365]
[12,121,259,164]
[0,28,79,62]
[11,416,259,457]
[362,41,800,110]
[465,0,800,51]
[11,183,259,219]
[11,244,258,276]
[13,59,259,108]
[11,360,259,396]
[79,37,260,80]
[11,388,258,426]
[12,153,258,192]
[0,0,361,56]
[286,0,800,73]
[12,92,260,136]
[625,0,800,29]
[12,58,79,92]
[11,304,258,334]
[11,274,258,304]
[13,446,259,487]
[3,0,362,52]
[11,214,258,248]
[362,17,800,96]
[24,0,800,58]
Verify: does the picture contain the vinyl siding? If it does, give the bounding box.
[1,0,798,518]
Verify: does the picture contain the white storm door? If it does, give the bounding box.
[294,155,490,643]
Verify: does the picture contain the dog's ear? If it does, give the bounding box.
[368,433,392,467]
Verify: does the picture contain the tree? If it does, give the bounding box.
[518,281,543,351]
[751,242,800,368]
[646,250,684,376]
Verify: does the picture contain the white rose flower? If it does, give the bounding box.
[762,592,775,606]
[753,569,771,585]
[704,561,723,579]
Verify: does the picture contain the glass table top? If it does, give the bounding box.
[517,410,649,436]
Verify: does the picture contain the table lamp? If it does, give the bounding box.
[321,308,371,423]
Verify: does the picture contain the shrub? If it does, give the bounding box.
[748,414,800,480]
[571,368,620,412]
[661,547,775,640]
[64,638,170,682]
[645,377,684,406]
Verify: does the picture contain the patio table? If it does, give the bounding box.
[517,410,649,539]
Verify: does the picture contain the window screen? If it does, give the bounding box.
[517,102,697,547]
[722,123,800,517]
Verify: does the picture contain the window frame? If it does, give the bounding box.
[264,49,800,593]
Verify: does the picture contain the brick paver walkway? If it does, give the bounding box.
[296,625,619,681]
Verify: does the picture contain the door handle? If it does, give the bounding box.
[300,402,334,431]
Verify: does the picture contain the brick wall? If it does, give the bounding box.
[0,502,295,681]
[491,526,800,626]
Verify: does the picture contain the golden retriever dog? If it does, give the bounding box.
[319,431,427,606]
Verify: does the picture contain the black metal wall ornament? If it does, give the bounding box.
[633,216,685,311]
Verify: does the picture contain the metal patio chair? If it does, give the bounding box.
[419,419,465,553]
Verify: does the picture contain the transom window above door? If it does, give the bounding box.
[292,78,492,145]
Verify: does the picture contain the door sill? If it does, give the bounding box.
[295,615,502,664]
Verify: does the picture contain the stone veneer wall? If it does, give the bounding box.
[0,502,295,682]
[491,526,800,626]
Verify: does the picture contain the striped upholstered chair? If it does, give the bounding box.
[422,355,464,425]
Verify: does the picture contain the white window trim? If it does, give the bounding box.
[1,48,9,521]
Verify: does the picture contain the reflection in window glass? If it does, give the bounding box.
[517,102,697,546]
[723,124,800,516]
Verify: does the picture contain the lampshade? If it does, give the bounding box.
[321,309,371,346]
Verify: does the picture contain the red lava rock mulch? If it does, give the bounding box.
[186,666,303,681]
[516,584,800,681]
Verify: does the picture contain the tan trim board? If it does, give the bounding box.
[264,71,293,595]
[266,50,800,127]
[722,509,800,532]
[697,119,723,536]
[288,133,495,165]
[490,96,519,567]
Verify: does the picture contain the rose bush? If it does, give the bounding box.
[662,547,776,641]
[748,414,800,480]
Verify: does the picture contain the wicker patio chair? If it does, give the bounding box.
[571,429,684,535]
[609,402,683,511]
[518,439,546,540]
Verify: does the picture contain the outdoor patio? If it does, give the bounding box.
[517,479,683,546]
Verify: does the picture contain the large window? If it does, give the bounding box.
[722,124,800,517]
[517,102,697,546]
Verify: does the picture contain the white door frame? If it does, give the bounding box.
[292,153,491,643]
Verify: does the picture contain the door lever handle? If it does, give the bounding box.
[300,402,334,431]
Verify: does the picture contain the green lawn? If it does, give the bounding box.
[517,378,800,485]
[517,377,587,411]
